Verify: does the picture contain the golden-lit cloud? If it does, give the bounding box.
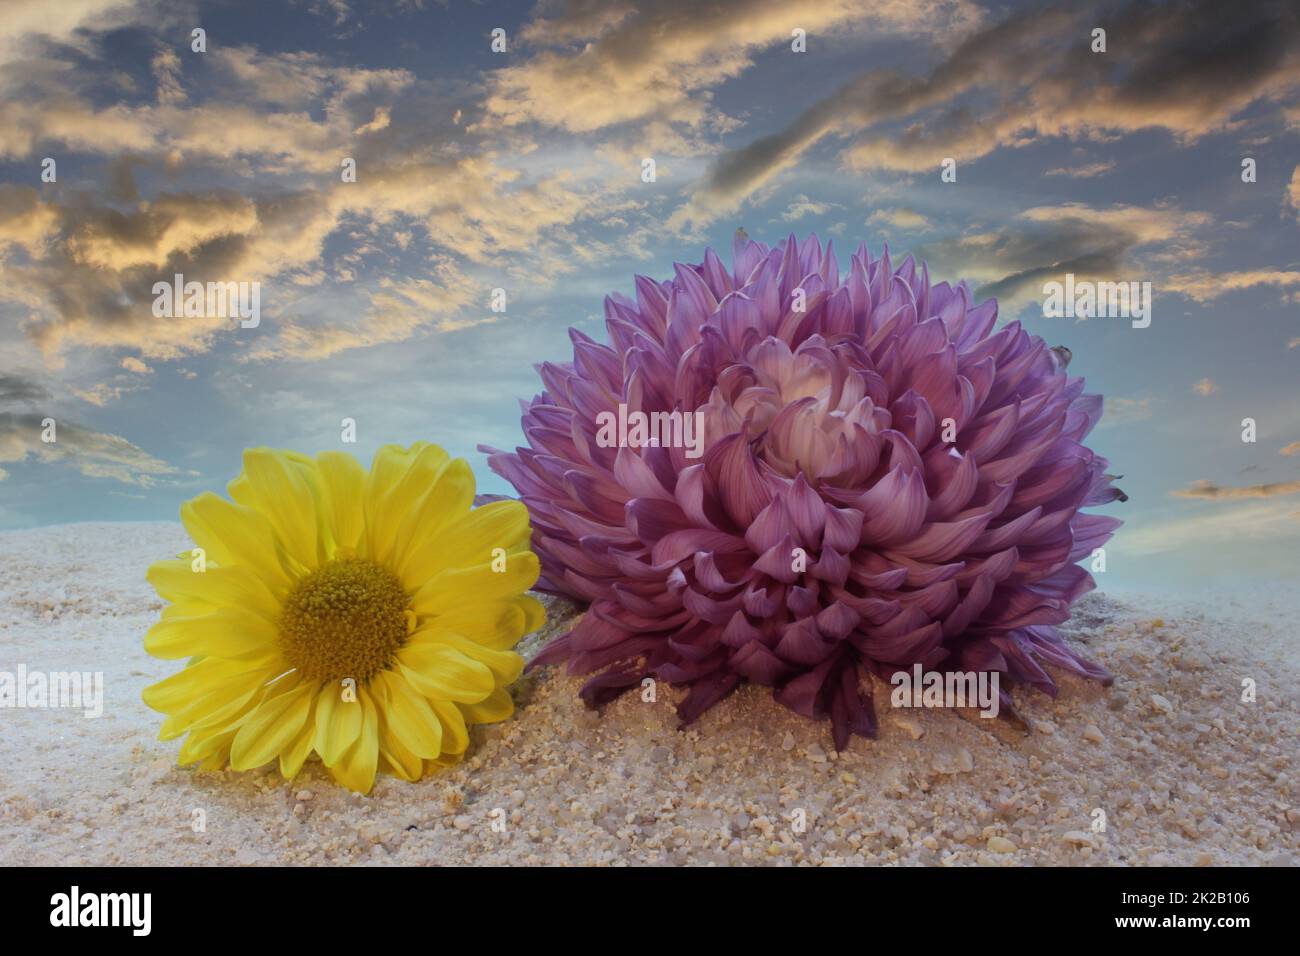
[245,260,488,362]
[0,185,59,256]
[866,207,931,231]
[776,194,841,222]
[1280,440,1300,456]
[1172,478,1300,500]
[1,132,618,368]
[151,47,185,105]
[1192,378,1219,396]
[485,0,979,135]
[1167,269,1300,302]
[0,0,180,69]
[66,194,260,271]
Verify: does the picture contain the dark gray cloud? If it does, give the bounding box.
[0,410,179,485]
[680,0,1300,222]
[0,372,51,407]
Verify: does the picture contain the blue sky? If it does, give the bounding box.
[0,0,1298,594]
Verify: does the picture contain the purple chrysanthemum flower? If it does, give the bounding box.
[484,232,1124,748]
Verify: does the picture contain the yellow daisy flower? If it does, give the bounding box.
[142,443,543,793]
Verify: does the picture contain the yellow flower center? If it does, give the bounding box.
[278,557,412,684]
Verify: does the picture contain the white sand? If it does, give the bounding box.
[1,521,1295,866]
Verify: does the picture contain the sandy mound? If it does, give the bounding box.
[1,521,1295,865]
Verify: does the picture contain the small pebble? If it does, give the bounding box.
[1083,724,1105,744]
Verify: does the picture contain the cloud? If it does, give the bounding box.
[73,383,132,407]
[0,39,418,171]
[841,0,1300,172]
[1172,478,1300,500]
[1100,396,1154,427]
[245,260,490,362]
[1288,164,1300,218]
[120,356,152,374]
[913,201,1208,310]
[1280,440,1300,456]
[0,372,51,406]
[1044,161,1116,179]
[675,0,1300,226]
[2,138,613,364]
[0,0,182,71]
[0,410,179,486]
[485,0,977,136]
[1289,337,1300,349]
[0,185,60,255]
[0,186,332,361]
[1166,269,1300,302]
[1123,500,1300,554]
[866,207,932,231]
[1192,377,1219,396]
[776,194,841,221]
[151,47,185,105]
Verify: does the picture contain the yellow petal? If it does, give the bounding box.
[142,656,276,714]
[329,688,379,793]
[426,751,465,770]
[431,699,469,755]
[390,452,466,550]
[421,601,527,650]
[393,459,477,584]
[397,644,495,703]
[183,677,279,736]
[196,745,233,772]
[516,595,546,636]
[375,700,425,783]
[230,679,313,770]
[146,559,280,620]
[374,671,442,759]
[458,687,515,725]
[367,442,437,492]
[408,629,523,685]
[180,492,293,595]
[316,451,366,556]
[313,680,363,766]
[411,499,530,584]
[365,443,449,564]
[178,727,236,767]
[409,551,540,617]
[279,692,319,779]
[144,606,278,660]
[229,448,323,572]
